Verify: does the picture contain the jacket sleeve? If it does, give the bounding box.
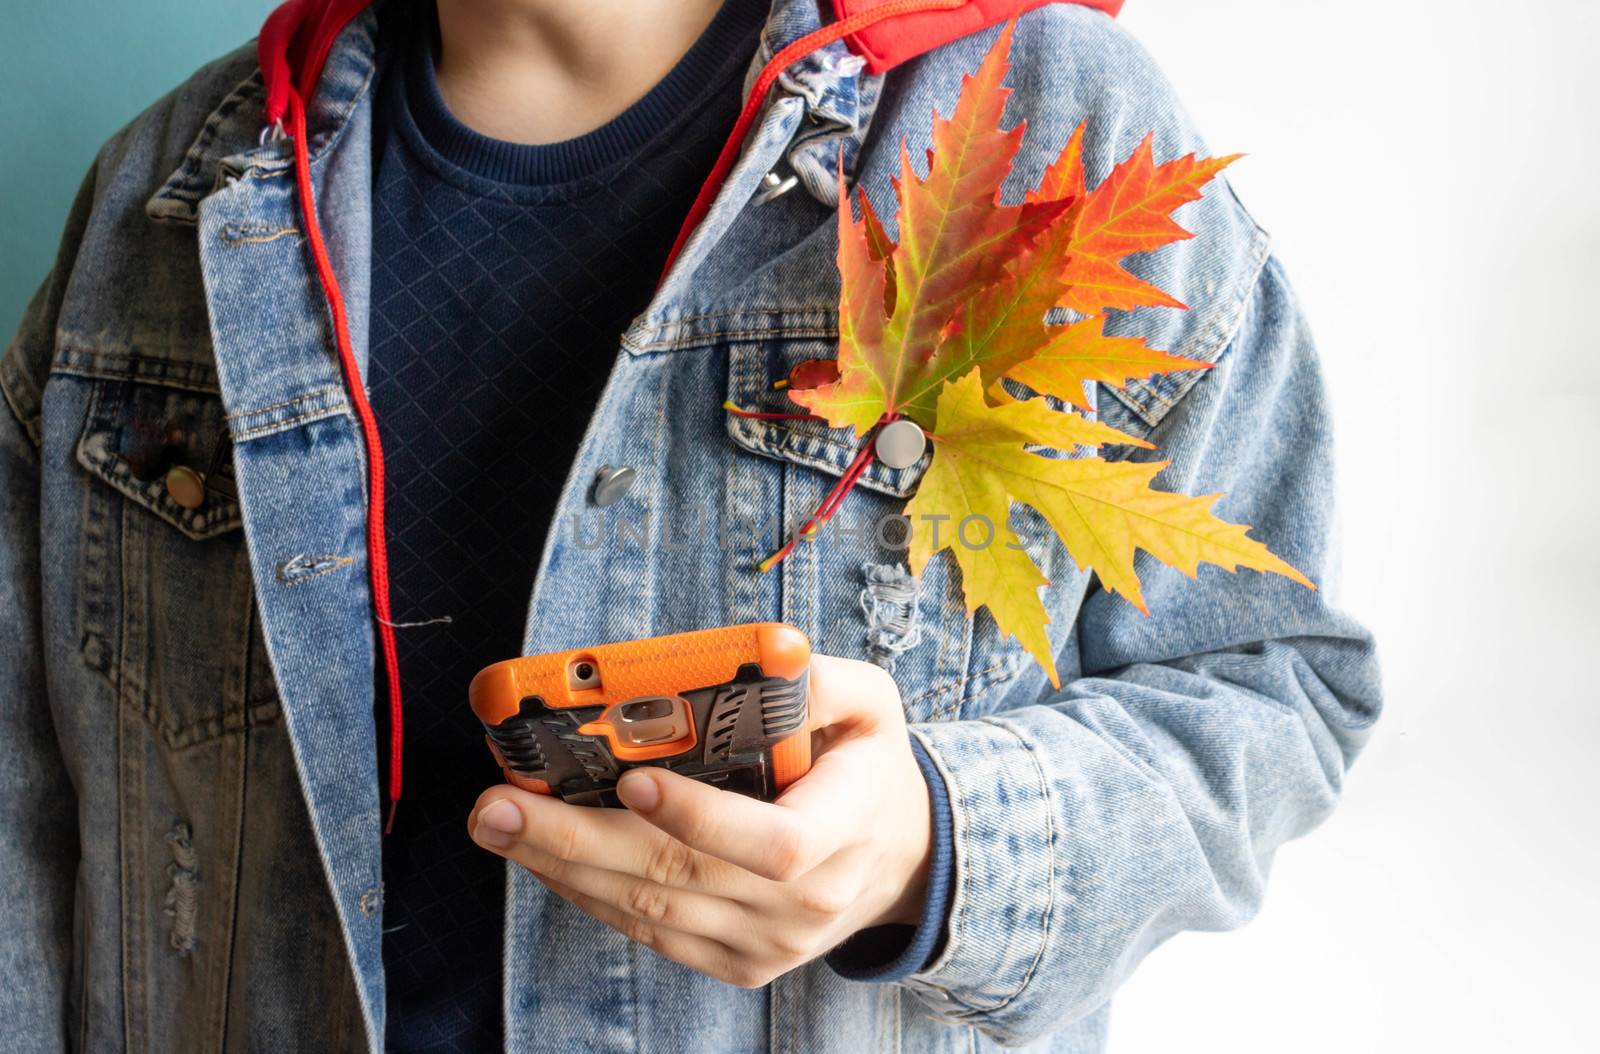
[899,254,1383,1046]
[0,164,96,1047]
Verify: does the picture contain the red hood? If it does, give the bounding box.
[834,0,1121,74]
[259,0,1123,128]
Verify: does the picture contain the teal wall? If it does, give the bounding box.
[0,2,271,339]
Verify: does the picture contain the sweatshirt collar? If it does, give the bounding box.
[147,0,873,223]
[397,0,768,190]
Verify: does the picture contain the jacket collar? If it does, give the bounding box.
[146,0,875,224]
[146,5,379,224]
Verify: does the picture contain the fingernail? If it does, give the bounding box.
[617,770,660,813]
[473,799,522,848]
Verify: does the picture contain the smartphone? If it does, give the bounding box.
[468,622,812,806]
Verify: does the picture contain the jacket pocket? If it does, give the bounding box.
[73,374,279,747]
[723,337,1031,723]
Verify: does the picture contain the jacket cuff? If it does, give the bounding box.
[823,734,956,981]
[894,719,1056,1025]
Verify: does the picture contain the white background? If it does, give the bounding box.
[1110,2,1598,1050]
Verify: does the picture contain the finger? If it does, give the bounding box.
[495,848,769,954]
[610,653,904,882]
[535,872,773,989]
[615,751,874,883]
[804,653,902,732]
[468,786,760,898]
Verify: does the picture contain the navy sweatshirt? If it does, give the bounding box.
[368,2,769,1046]
[367,3,952,1049]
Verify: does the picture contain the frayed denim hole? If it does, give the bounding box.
[275,552,354,585]
[859,562,924,671]
[163,820,198,955]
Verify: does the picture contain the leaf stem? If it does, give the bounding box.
[758,423,882,572]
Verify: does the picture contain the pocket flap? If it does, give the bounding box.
[74,377,243,541]
[723,337,930,499]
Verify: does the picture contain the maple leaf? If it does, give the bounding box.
[789,16,1071,435]
[787,19,1241,434]
[754,14,1313,684]
[905,374,1314,686]
[782,357,841,391]
[1046,132,1243,314]
[1030,120,1087,203]
[1002,315,1210,412]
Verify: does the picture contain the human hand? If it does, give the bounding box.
[466,653,933,987]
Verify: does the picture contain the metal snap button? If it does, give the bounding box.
[165,465,207,510]
[755,170,798,205]
[874,419,927,469]
[591,464,636,508]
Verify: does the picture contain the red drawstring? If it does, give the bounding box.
[757,419,884,571]
[286,89,406,834]
[655,0,965,289]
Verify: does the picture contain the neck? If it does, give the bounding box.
[432,0,728,144]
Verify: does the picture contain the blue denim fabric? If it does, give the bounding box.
[0,1,1382,1050]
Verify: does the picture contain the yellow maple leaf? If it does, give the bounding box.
[905,373,1314,686]
[1002,315,1210,412]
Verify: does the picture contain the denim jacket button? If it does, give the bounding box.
[164,465,207,509]
[755,170,798,204]
[874,418,926,469]
[591,464,636,508]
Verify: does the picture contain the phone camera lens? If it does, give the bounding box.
[568,659,602,690]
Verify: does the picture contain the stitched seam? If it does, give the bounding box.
[1107,223,1271,428]
[959,655,1022,703]
[637,306,838,326]
[729,420,919,498]
[51,358,220,394]
[220,225,300,245]
[76,400,243,540]
[731,410,928,469]
[909,659,1015,719]
[150,69,267,211]
[927,603,958,720]
[625,325,839,354]
[949,734,976,1008]
[739,418,857,455]
[0,354,42,448]
[968,717,1058,1016]
[231,405,351,442]
[227,385,345,422]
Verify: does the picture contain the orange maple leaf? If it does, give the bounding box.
[789,16,1070,435]
[1050,132,1242,314]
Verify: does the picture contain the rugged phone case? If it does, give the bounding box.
[468,623,812,806]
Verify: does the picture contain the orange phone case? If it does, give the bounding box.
[468,623,812,806]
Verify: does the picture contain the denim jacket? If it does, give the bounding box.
[0,1,1382,1050]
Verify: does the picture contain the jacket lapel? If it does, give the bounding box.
[185,39,389,1054]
